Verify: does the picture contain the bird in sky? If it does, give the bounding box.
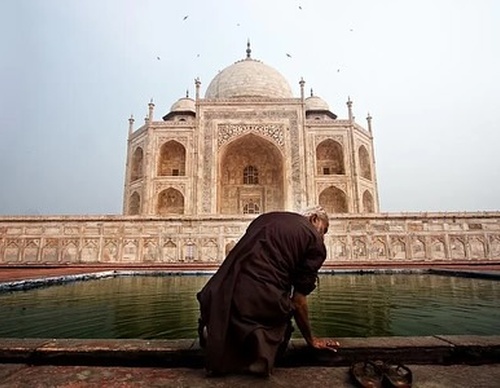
[286,53,292,58]
[299,5,302,10]
[183,15,189,20]
[157,56,161,60]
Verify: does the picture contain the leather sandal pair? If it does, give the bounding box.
[350,360,413,388]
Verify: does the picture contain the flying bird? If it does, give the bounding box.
[299,5,302,10]
[183,15,189,20]
[286,53,292,58]
[157,56,161,60]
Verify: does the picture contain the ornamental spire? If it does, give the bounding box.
[246,39,252,59]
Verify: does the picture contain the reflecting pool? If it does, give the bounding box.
[0,274,499,339]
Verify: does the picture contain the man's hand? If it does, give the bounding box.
[310,337,340,352]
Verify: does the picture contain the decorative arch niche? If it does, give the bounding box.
[319,186,348,213]
[316,139,345,175]
[362,190,374,213]
[157,188,184,215]
[129,192,141,215]
[219,133,284,214]
[158,140,186,176]
[131,147,144,181]
[358,145,372,180]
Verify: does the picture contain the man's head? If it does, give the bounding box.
[301,206,329,239]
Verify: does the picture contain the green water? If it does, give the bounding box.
[0,274,499,339]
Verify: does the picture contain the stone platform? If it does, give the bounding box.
[0,337,500,387]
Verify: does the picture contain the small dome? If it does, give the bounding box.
[170,97,195,113]
[305,95,329,111]
[205,58,293,99]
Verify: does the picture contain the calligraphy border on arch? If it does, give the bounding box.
[217,124,284,149]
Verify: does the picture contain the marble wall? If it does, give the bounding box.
[1,212,499,265]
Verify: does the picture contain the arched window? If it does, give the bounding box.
[362,190,374,213]
[316,139,345,175]
[243,165,259,184]
[131,147,144,181]
[157,188,184,215]
[129,192,141,215]
[358,145,372,180]
[319,186,348,213]
[158,140,186,176]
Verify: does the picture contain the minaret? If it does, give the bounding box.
[195,77,201,100]
[299,77,305,100]
[148,99,155,124]
[347,96,353,122]
[128,115,134,136]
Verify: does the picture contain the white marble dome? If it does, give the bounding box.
[170,97,195,113]
[205,58,293,99]
[305,95,329,111]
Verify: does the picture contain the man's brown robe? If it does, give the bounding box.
[196,212,327,374]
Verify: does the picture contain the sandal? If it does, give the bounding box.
[349,360,384,388]
[373,360,413,388]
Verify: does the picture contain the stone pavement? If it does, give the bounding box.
[1,363,500,387]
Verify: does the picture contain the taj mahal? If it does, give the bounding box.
[1,44,499,266]
[124,43,378,217]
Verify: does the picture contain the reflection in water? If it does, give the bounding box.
[0,274,499,339]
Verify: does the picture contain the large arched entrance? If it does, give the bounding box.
[219,133,284,214]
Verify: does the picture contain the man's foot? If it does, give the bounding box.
[248,357,270,377]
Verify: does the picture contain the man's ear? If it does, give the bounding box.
[310,214,318,223]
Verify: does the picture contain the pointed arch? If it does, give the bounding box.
[129,191,141,215]
[411,237,426,259]
[316,139,345,175]
[158,140,186,176]
[62,241,78,263]
[319,186,348,213]
[131,147,144,181]
[219,133,284,214]
[362,190,374,213]
[450,237,466,259]
[157,188,184,215]
[162,240,178,262]
[358,145,372,180]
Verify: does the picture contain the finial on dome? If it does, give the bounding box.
[186,89,189,98]
[310,88,314,97]
[246,39,252,59]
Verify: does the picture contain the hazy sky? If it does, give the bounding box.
[1,0,499,215]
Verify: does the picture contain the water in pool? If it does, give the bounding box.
[0,274,499,339]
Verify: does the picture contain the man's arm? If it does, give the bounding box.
[291,291,340,350]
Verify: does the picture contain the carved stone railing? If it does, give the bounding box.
[0,212,499,266]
